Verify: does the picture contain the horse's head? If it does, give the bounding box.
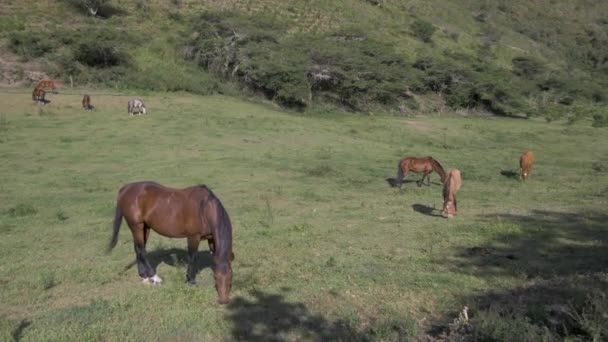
[213,262,232,305]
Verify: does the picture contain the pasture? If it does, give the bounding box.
[0,90,607,340]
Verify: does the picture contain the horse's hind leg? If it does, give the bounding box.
[186,236,200,285]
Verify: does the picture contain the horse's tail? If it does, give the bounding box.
[108,205,123,252]
[431,158,447,183]
[396,159,404,188]
[204,187,233,265]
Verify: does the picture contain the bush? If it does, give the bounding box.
[74,42,128,68]
[410,19,436,43]
[187,11,410,111]
[592,112,608,128]
[512,56,545,79]
[8,31,55,58]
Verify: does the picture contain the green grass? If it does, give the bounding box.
[0,90,607,340]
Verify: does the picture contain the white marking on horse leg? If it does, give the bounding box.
[142,277,151,284]
[151,274,163,285]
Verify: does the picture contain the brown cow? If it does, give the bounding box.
[82,94,93,111]
[519,151,535,181]
[442,169,462,218]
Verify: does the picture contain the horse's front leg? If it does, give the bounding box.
[417,173,426,187]
[130,223,160,284]
[186,236,201,285]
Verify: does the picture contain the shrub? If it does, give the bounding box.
[74,42,128,68]
[592,112,608,128]
[8,31,55,58]
[410,19,436,43]
[512,56,545,79]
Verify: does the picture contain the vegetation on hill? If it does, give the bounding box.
[1,0,607,119]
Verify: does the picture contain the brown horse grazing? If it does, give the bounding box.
[519,151,535,181]
[395,156,447,188]
[82,95,93,111]
[442,169,462,218]
[36,80,56,93]
[32,87,46,105]
[108,181,234,304]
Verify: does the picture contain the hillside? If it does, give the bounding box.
[1,0,608,120]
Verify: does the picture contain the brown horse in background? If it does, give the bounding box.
[108,181,234,304]
[82,95,93,111]
[36,80,56,93]
[442,169,462,218]
[395,156,447,188]
[519,151,535,181]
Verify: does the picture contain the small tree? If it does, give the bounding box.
[411,19,436,43]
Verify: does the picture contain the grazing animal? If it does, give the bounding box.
[127,99,147,116]
[108,181,234,304]
[36,80,56,93]
[82,95,93,111]
[519,151,535,181]
[32,87,46,105]
[442,169,462,218]
[395,156,447,188]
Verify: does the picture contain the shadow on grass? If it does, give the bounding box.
[226,290,358,341]
[225,289,417,341]
[12,319,30,342]
[122,247,213,281]
[500,169,519,179]
[429,210,608,340]
[385,178,417,188]
[412,204,444,218]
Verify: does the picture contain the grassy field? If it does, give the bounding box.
[0,89,607,340]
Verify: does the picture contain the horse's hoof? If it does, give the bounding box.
[186,280,197,287]
[150,274,163,285]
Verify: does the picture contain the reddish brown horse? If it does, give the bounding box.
[108,181,234,304]
[519,151,534,181]
[395,156,447,188]
[442,169,462,218]
[82,95,93,111]
[36,80,56,93]
[32,87,46,105]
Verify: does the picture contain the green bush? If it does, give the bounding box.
[512,56,545,79]
[410,19,436,43]
[187,11,410,111]
[8,31,55,58]
[592,112,608,128]
[74,42,129,68]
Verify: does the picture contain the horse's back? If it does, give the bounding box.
[520,151,534,168]
[447,169,462,191]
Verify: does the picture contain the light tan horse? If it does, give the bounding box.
[442,169,462,218]
[519,151,535,181]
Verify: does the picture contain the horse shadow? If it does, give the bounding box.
[500,170,519,179]
[385,178,417,188]
[412,204,444,218]
[122,247,213,280]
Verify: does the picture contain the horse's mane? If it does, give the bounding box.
[431,158,447,182]
[199,185,232,267]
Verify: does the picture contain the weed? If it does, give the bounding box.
[7,203,37,217]
[40,271,56,290]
